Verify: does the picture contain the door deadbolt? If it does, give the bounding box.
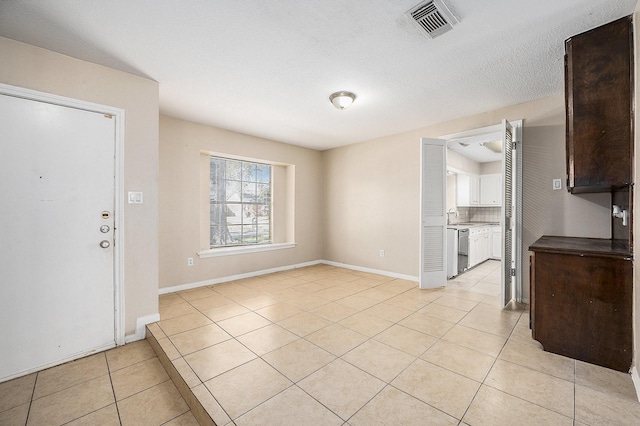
[100,240,110,249]
[101,211,111,219]
[100,225,110,233]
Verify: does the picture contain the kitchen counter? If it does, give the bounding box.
[529,235,631,258]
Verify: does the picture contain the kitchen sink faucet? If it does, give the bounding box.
[446,208,458,225]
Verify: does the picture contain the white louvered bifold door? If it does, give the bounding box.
[501,119,515,307]
[420,138,447,289]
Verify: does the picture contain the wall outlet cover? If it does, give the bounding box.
[553,179,562,190]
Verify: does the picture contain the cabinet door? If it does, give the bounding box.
[456,174,479,206]
[469,175,480,205]
[492,227,501,258]
[480,174,502,205]
[456,174,471,206]
[566,16,633,193]
[479,229,490,262]
[483,231,491,261]
[532,250,632,372]
[468,235,478,267]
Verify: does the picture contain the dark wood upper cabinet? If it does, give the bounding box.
[565,16,634,193]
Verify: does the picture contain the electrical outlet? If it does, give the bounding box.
[552,179,562,190]
[187,257,194,266]
[379,250,385,257]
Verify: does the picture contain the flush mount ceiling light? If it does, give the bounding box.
[329,91,356,110]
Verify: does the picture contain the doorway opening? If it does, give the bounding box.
[441,120,523,305]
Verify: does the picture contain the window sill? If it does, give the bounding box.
[198,242,297,258]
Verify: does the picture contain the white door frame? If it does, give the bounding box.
[440,120,524,303]
[513,122,523,303]
[0,82,125,347]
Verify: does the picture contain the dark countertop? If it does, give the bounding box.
[529,235,632,259]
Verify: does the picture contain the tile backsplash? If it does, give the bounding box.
[470,206,501,223]
[449,207,501,224]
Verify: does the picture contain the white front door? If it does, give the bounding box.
[0,91,118,381]
[420,138,447,288]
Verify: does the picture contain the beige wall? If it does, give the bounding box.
[481,161,502,175]
[159,115,323,289]
[0,37,160,336]
[447,149,481,174]
[322,93,611,300]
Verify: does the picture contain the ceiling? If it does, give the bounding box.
[448,132,503,163]
[0,0,636,151]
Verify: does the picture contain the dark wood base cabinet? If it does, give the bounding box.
[530,236,632,372]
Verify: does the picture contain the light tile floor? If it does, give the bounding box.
[2,260,640,425]
[149,260,640,426]
[0,340,198,425]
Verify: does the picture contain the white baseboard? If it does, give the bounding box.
[321,260,419,282]
[632,367,640,402]
[158,259,419,296]
[124,313,160,344]
[159,260,324,295]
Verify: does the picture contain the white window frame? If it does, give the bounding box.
[198,151,296,259]
[208,155,273,248]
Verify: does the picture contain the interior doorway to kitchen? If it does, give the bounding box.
[441,120,523,307]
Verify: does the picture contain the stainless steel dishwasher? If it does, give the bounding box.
[457,228,469,275]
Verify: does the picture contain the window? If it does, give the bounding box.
[209,156,271,247]
[199,152,295,258]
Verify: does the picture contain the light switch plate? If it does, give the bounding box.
[552,179,562,190]
[128,191,143,204]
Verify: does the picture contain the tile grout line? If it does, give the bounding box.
[104,352,124,425]
[24,371,39,426]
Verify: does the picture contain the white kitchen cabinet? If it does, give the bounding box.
[481,227,491,261]
[469,233,479,267]
[480,174,502,206]
[491,226,501,259]
[458,173,502,207]
[456,173,480,206]
[447,228,458,278]
[469,226,491,268]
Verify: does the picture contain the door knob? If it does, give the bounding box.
[100,225,110,233]
[100,240,110,249]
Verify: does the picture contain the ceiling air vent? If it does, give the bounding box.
[407,0,458,39]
